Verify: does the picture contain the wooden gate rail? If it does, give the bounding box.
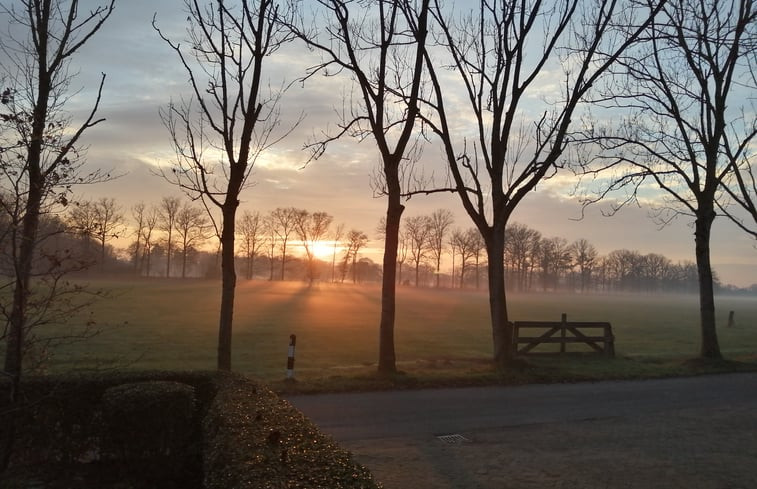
[512,313,615,357]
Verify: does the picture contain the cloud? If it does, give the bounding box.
[8,0,753,287]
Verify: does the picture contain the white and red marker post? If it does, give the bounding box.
[286,334,296,379]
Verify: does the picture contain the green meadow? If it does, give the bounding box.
[40,278,757,385]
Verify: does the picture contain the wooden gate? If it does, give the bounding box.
[512,313,615,356]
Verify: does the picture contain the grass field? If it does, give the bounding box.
[40,278,757,387]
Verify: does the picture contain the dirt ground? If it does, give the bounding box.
[341,402,757,489]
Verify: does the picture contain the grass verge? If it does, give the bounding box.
[269,353,757,395]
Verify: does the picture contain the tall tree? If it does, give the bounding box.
[91,197,123,271]
[295,209,333,284]
[67,199,99,260]
[287,0,430,374]
[427,208,454,288]
[264,213,277,281]
[158,196,181,278]
[330,223,345,283]
[155,0,295,370]
[174,202,210,278]
[270,206,299,281]
[505,223,541,292]
[130,202,147,274]
[418,0,665,367]
[140,205,160,277]
[238,210,265,280]
[570,238,598,293]
[0,0,115,469]
[450,228,477,288]
[344,229,368,284]
[404,214,431,287]
[581,0,756,358]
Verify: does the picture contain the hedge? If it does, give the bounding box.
[0,371,380,489]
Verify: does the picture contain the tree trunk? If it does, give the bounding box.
[166,230,172,278]
[2,51,50,469]
[485,232,513,369]
[217,203,238,371]
[378,178,404,375]
[694,206,721,359]
[280,240,287,281]
[435,257,441,288]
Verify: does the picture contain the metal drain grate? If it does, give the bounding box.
[436,434,471,444]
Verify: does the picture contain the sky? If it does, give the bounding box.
[8,0,757,287]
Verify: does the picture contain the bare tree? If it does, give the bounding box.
[295,210,333,284]
[154,0,296,370]
[238,210,265,280]
[404,215,431,287]
[417,0,665,367]
[67,199,99,259]
[91,197,123,271]
[535,237,572,291]
[158,196,181,278]
[130,202,147,274]
[505,223,541,292]
[449,228,476,289]
[271,206,299,281]
[330,222,345,283]
[140,205,160,277]
[470,228,485,289]
[343,229,368,284]
[397,229,409,286]
[264,212,277,281]
[427,208,454,288]
[580,0,756,358]
[570,238,598,293]
[0,0,115,469]
[287,0,431,374]
[175,202,211,278]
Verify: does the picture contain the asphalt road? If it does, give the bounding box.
[287,372,757,441]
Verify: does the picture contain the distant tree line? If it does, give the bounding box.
[3,194,739,296]
[392,210,725,294]
[17,196,379,284]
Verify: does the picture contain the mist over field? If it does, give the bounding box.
[42,278,756,380]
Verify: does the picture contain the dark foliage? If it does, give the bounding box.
[0,371,379,488]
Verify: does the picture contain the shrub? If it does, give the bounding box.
[203,373,380,489]
[1,371,380,489]
[100,381,197,463]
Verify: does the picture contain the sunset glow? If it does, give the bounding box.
[310,240,341,260]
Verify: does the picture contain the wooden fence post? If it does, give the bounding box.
[560,313,567,354]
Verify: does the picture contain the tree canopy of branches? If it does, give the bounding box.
[343,229,368,284]
[295,210,333,284]
[237,210,265,280]
[580,0,756,359]
[270,206,300,281]
[154,0,296,371]
[427,208,454,287]
[175,202,211,278]
[417,0,665,368]
[287,0,430,374]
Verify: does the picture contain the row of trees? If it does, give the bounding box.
[392,212,715,294]
[2,0,755,394]
[65,198,375,284]
[56,195,720,296]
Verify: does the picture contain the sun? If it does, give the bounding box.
[311,240,338,260]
